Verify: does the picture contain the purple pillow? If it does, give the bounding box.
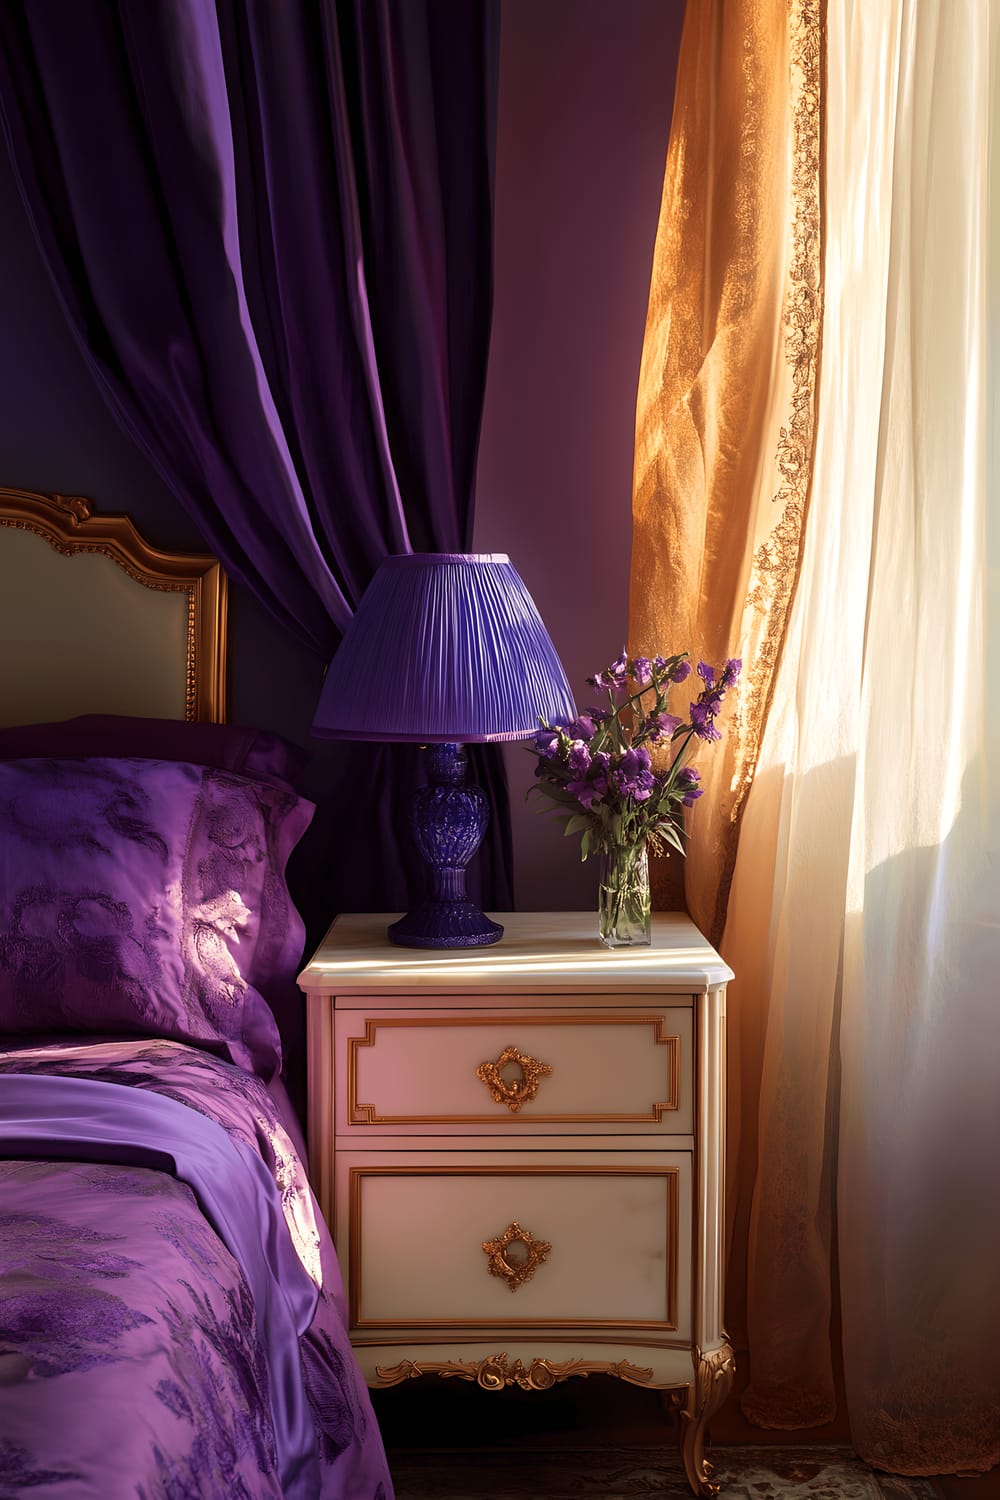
[0,716,309,790]
[0,757,314,1079]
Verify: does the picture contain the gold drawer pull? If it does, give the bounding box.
[476,1044,552,1113]
[482,1220,551,1292]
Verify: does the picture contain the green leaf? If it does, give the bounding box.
[564,814,591,837]
[662,823,687,854]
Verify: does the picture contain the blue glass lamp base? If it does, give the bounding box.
[388,742,504,949]
[388,904,503,949]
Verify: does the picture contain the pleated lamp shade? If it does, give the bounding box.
[312,553,575,742]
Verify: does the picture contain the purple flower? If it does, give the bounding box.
[585,705,612,724]
[567,715,596,742]
[613,746,656,802]
[677,764,703,806]
[536,644,736,847]
[689,702,722,742]
[567,778,604,810]
[647,711,682,744]
[534,730,561,760]
[567,740,592,775]
[564,749,610,812]
[588,655,629,692]
[622,746,652,772]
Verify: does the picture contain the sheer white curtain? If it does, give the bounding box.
[725,0,1000,1470]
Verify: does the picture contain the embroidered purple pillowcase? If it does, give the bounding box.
[0,757,314,1078]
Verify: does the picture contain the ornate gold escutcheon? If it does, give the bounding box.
[481,1220,551,1291]
[476,1044,552,1113]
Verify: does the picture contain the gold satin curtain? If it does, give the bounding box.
[630,0,822,945]
[630,0,824,1412]
[629,0,823,1385]
[632,0,1000,1474]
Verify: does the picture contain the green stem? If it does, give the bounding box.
[599,843,651,944]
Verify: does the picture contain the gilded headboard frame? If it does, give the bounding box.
[0,486,228,723]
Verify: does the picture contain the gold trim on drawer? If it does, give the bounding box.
[348,1165,680,1333]
[372,1353,687,1391]
[347,1015,682,1125]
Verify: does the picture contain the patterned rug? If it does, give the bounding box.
[387,1444,940,1499]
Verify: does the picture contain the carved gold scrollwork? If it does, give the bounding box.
[373,1353,661,1390]
[0,486,227,723]
[481,1220,551,1292]
[476,1044,552,1113]
[680,1341,737,1497]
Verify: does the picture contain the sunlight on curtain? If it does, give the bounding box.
[628,0,824,1377]
[629,0,822,940]
[835,0,1000,1470]
[630,0,999,1469]
[723,0,1000,1469]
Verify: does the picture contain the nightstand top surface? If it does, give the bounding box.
[298,911,733,995]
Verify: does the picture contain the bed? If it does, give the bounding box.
[0,488,392,1499]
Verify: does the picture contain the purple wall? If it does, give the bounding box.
[474,0,683,909]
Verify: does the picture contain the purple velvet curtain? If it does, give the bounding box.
[0,0,511,931]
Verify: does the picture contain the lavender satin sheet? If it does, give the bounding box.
[0,1039,392,1500]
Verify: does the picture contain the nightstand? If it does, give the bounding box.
[298,911,735,1497]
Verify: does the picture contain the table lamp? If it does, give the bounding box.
[312,553,575,948]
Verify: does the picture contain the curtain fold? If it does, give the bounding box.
[628,0,823,945]
[0,0,513,921]
[829,0,1000,1469]
[628,0,824,1386]
[0,0,348,654]
[632,0,1000,1473]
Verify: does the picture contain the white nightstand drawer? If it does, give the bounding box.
[336,1149,691,1340]
[332,1007,693,1136]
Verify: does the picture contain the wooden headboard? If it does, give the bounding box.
[0,487,228,726]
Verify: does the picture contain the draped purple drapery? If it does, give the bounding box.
[0,0,512,932]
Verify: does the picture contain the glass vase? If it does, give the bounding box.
[598,843,651,948]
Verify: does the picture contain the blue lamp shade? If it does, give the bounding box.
[312,554,575,948]
[312,553,575,743]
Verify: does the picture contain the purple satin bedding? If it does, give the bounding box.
[0,756,316,1079]
[0,1038,393,1500]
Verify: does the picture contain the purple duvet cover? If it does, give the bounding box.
[0,1038,393,1500]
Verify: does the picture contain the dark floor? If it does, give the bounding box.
[373,1360,999,1500]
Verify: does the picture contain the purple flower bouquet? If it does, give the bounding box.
[530,652,740,946]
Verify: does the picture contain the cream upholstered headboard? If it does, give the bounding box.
[0,487,228,726]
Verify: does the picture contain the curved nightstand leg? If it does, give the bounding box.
[679,1341,736,1497]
